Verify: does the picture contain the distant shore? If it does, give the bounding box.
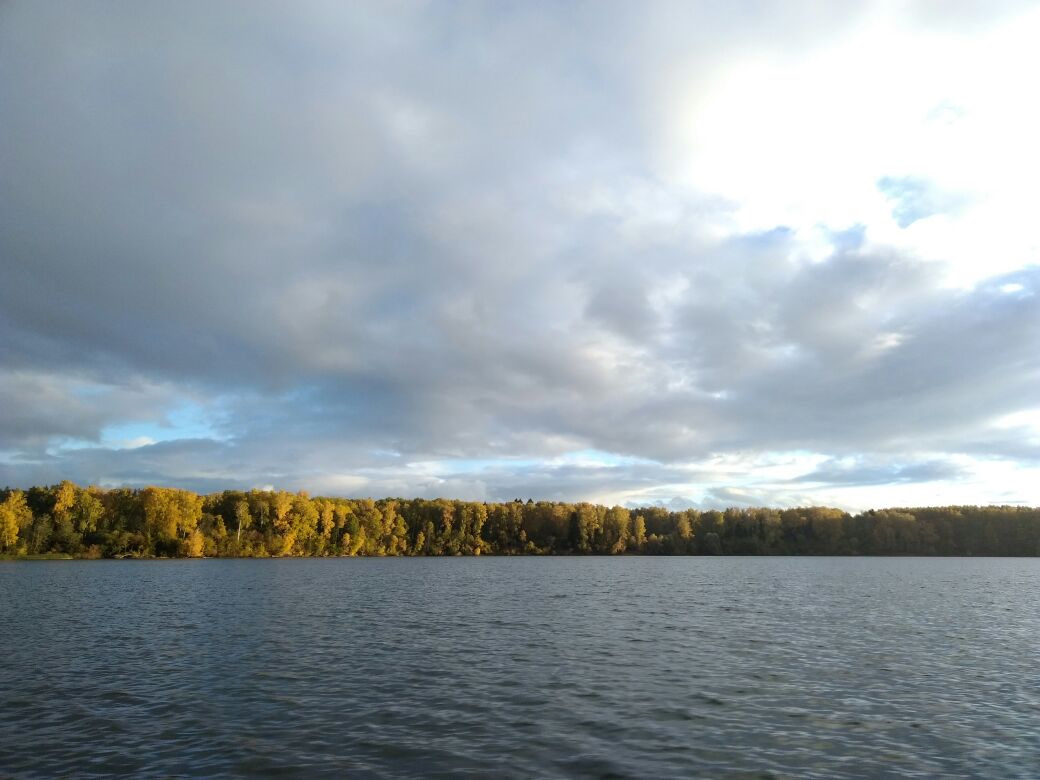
[3,482,1038,559]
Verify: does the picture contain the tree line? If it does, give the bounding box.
[1,481,1039,558]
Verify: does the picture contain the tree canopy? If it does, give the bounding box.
[1,481,1038,558]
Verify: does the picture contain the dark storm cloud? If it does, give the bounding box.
[1,1,1037,501]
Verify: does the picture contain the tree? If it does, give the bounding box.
[50,480,87,553]
[1,480,1038,558]
[674,512,694,553]
[74,490,105,535]
[630,515,647,552]
[603,507,630,554]
[702,531,722,555]
[0,491,32,551]
[141,487,204,555]
[234,500,252,546]
[184,530,205,557]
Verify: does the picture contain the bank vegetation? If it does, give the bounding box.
[2,482,1038,558]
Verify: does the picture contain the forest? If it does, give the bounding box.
[1,482,1039,558]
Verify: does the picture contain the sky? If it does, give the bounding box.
[2,1,1039,510]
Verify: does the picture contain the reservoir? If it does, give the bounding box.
[1,557,1037,777]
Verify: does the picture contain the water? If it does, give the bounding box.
[1,557,1038,778]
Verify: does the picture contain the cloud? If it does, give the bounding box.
[791,458,969,487]
[1,2,1038,507]
[877,176,970,228]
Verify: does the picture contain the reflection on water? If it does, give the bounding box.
[1,557,1038,777]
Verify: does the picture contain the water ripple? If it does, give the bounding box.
[1,557,1039,777]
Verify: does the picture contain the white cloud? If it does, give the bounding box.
[1,2,1036,507]
[661,4,1040,286]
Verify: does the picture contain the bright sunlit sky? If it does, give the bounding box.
[2,1,1038,509]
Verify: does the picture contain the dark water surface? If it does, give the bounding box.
[1,557,1038,778]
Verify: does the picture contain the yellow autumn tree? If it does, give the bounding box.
[1,491,33,551]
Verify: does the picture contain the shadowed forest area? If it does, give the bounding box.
[2,482,1039,558]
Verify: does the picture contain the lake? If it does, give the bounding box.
[1,557,1038,777]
